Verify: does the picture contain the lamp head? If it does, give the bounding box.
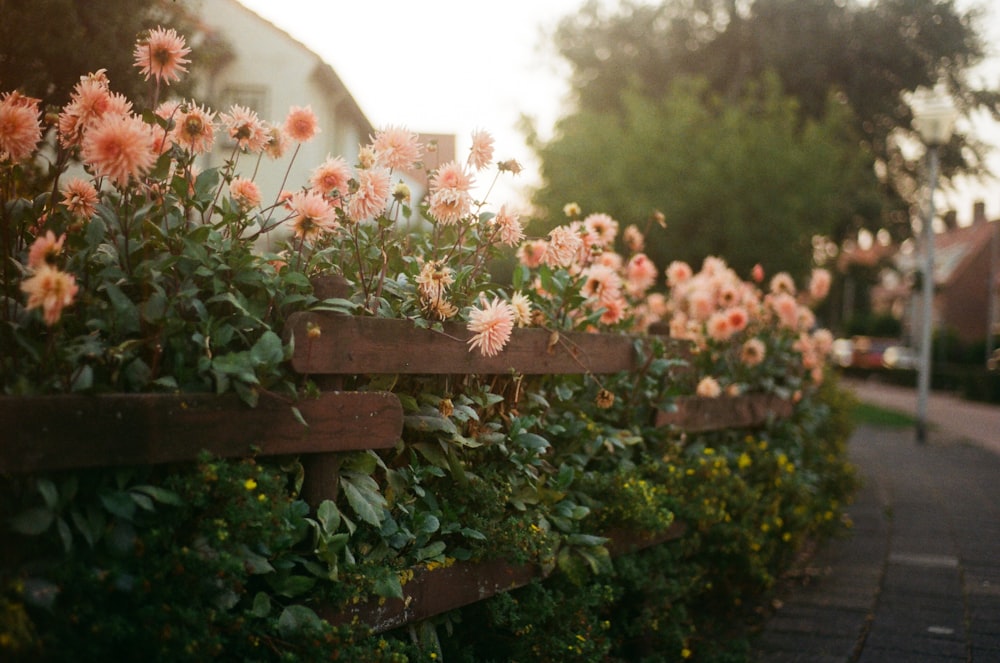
[911,83,959,146]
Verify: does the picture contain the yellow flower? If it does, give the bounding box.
[738,452,752,470]
[682,647,693,659]
[244,478,258,491]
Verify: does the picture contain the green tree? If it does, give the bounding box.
[530,75,879,280]
[546,0,997,241]
[0,0,229,109]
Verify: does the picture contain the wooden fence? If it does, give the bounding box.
[1,312,794,634]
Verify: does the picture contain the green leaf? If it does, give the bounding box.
[100,283,141,334]
[131,485,184,506]
[250,331,284,366]
[36,479,58,509]
[316,500,341,533]
[566,533,609,547]
[341,476,384,527]
[373,574,403,600]
[576,545,613,575]
[291,406,308,428]
[141,290,167,323]
[70,365,94,392]
[412,442,449,469]
[404,413,459,436]
[56,517,73,554]
[100,491,137,520]
[277,604,322,638]
[460,527,487,541]
[415,540,447,562]
[414,513,440,535]
[311,297,360,314]
[515,432,551,452]
[129,491,154,512]
[238,544,275,575]
[9,507,54,536]
[396,393,419,412]
[70,506,102,549]
[251,592,272,618]
[271,574,316,599]
[342,451,378,476]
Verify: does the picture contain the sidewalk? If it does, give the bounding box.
[752,380,1000,662]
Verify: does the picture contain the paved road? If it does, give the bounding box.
[752,380,1000,662]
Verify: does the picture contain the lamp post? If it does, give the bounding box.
[910,83,958,444]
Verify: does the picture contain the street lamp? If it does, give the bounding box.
[910,82,958,444]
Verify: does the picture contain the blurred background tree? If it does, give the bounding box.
[531,74,876,279]
[529,0,997,280]
[0,0,230,110]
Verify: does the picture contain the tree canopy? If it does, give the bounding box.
[530,75,879,279]
[535,0,997,250]
[0,0,228,109]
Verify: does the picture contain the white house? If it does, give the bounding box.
[192,0,374,206]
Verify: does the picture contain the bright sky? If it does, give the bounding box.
[239,0,1000,225]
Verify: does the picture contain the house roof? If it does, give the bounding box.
[894,219,998,286]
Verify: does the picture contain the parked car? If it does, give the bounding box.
[882,345,918,370]
[849,336,897,369]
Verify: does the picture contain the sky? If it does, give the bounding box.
[239,0,1000,226]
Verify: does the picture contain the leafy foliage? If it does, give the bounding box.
[547,0,996,240]
[530,75,877,279]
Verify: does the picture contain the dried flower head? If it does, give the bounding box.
[416,260,455,302]
[393,181,411,203]
[595,389,615,409]
[497,159,523,174]
[264,123,288,159]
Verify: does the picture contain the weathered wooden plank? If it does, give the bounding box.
[0,391,402,474]
[322,521,687,634]
[324,558,543,633]
[287,312,688,376]
[656,393,795,432]
[605,521,687,556]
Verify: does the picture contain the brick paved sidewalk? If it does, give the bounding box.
[752,422,1000,662]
